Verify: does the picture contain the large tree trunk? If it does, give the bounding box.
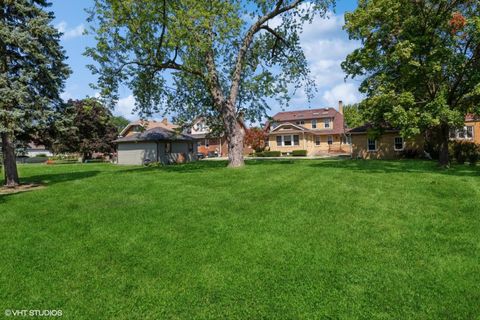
[438,123,450,167]
[222,106,245,168]
[1,132,20,187]
[226,121,245,167]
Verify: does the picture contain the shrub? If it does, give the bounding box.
[254,152,264,157]
[35,153,48,158]
[292,150,307,156]
[402,149,419,159]
[451,141,479,165]
[263,151,281,157]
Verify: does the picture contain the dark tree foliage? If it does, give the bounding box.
[54,98,118,161]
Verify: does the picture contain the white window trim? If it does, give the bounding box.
[367,138,378,152]
[451,126,475,140]
[315,136,321,146]
[276,135,300,147]
[394,137,404,151]
[312,119,317,129]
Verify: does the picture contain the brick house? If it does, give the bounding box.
[267,101,350,156]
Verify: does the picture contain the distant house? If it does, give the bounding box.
[348,124,424,160]
[186,117,227,157]
[25,142,53,157]
[349,114,479,159]
[450,114,480,144]
[267,101,350,156]
[115,119,197,165]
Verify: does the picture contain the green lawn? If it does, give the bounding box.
[1,160,479,319]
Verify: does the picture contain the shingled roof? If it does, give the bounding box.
[114,127,195,143]
[271,108,345,135]
[272,108,339,122]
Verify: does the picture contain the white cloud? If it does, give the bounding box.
[114,95,137,120]
[268,10,362,114]
[55,21,85,40]
[322,83,362,107]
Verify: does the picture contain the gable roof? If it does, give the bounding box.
[114,127,195,143]
[119,119,178,137]
[270,122,308,132]
[272,108,340,122]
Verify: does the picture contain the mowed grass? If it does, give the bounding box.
[1,160,479,319]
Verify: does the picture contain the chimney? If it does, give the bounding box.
[338,100,344,114]
[161,117,168,125]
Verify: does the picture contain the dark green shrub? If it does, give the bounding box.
[254,152,264,157]
[292,150,307,156]
[35,153,48,158]
[263,151,281,157]
[451,141,479,165]
[401,149,419,159]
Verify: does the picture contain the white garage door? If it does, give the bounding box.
[117,142,157,165]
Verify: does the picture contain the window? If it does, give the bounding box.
[315,136,321,146]
[466,126,474,139]
[284,135,292,146]
[394,137,404,151]
[165,142,172,154]
[276,135,300,147]
[324,118,330,128]
[276,136,282,147]
[293,135,299,146]
[341,135,351,145]
[327,135,333,145]
[188,143,194,153]
[451,126,475,140]
[312,119,317,129]
[295,120,305,125]
[367,138,377,151]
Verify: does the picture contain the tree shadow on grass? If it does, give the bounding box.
[309,159,480,177]
[0,170,101,205]
[117,160,229,174]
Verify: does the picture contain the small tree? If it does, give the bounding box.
[343,103,364,128]
[342,0,480,166]
[54,99,118,161]
[245,127,268,152]
[86,0,334,167]
[0,0,70,186]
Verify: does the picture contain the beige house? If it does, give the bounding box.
[267,101,350,156]
[349,124,424,159]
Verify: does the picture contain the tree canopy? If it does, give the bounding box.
[86,0,334,166]
[0,0,70,186]
[53,98,118,160]
[342,0,480,165]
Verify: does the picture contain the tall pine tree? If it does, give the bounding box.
[0,0,70,186]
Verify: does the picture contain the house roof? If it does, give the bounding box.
[348,123,400,134]
[114,127,195,143]
[270,108,345,135]
[272,108,340,121]
[119,119,178,137]
[465,114,480,122]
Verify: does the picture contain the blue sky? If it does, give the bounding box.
[50,0,361,120]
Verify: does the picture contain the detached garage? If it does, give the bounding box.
[114,127,197,165]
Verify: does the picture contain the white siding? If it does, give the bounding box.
[117,142,157,165]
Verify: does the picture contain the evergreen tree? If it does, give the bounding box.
[0,0,70,186]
